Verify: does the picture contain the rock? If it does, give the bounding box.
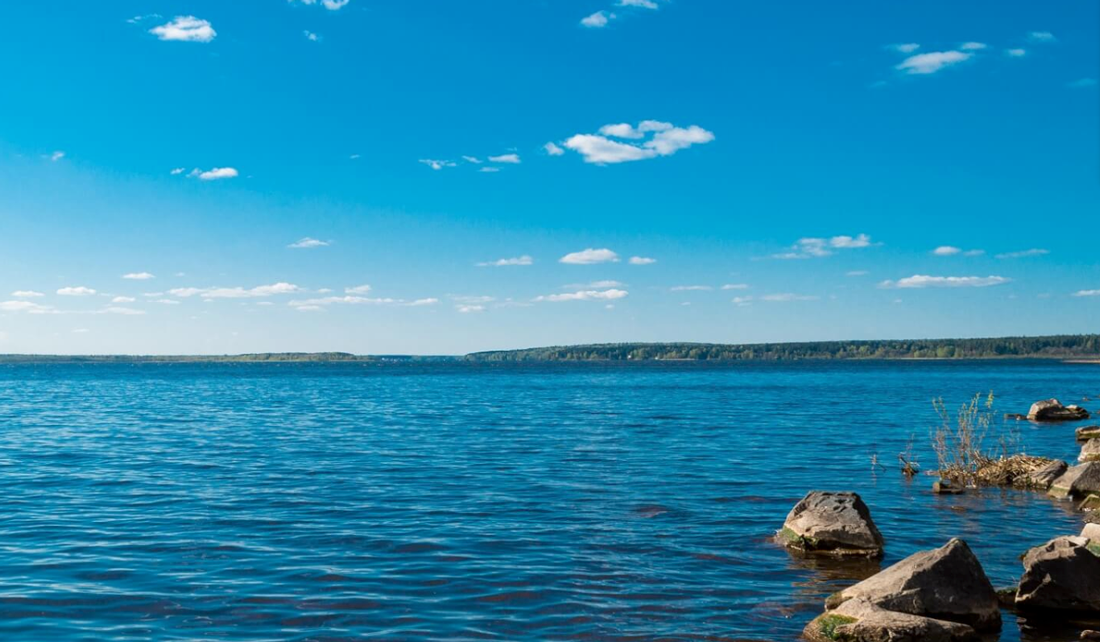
[1029,399,1091,422]
[804,598,977,642]
[1016,536,1100,612]
[778,491,884,557]
[1081,494,1100,512]
[1050,462,1100,499]
[1005,412,1028,421]
[825,538,1001,631]
[1079,426,1100,441]
[1082,439,1100,463]
[1026,459,1069,490]
[1083,630,1100,641]
[1083,523,1100,541]
[932,480,965,494]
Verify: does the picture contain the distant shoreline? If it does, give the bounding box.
[2,334,1099,364]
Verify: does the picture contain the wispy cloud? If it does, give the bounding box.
[580,11,614,28]
[169,283,301,299]
[288,237,330,249]
[896,51,972,75]
[721,283,749,290]
[932,246,961,256]
[11,290,44,298]
[995,248,1048,259]
[1073,290,1100,298]
[419,159,456,170]
[535,289,628,302]
[563,121,715,164]
[846,271,869,277]
[560,248,620,265]
[123,272,155,280]
[149,16,216,42]
[477,255,533,267]
[959,42,987,51]
[189,167,238,180]
[888,43,921,54]
[455,304,485,313]
[544,142,565,156]
[1006,48,1027,58]
[304,30,321,42]
[629,256,656,265]
[57,286,97,296]
[0,300,52,313]
[671,285,712,292]
[618,0,658,7]
[291,0,351,10]
[111,296,136,303]
[489,153,521,164]
[345,284,373,295]
[564,280,624,289]
[773,234,872,259]
[1027,31,1056,43]
[879,275,1010,288]
[761,293,820,302]
[48,151,65,162]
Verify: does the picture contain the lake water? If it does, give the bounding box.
[0,360,1096,641]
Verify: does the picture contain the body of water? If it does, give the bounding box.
[0,360,1096,641]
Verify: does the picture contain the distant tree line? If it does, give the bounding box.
[465,335,1100,362]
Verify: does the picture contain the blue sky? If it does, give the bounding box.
[0,0,1098,355]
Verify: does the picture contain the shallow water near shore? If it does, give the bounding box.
[0,359,1097,641]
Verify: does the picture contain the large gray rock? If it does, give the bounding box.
[1027,459,1068,490]
[826,538,1001,631]
[1083,523,1100,541]
[1029,399,1090,422]
[1050,462,1100,499]
[1082,439,1100,463]
[1079,426,1100,441]
[804,598,977,642]
[778,491,884,557]
[1016,536,1100,612]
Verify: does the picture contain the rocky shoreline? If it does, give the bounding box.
[779,398,1100,641]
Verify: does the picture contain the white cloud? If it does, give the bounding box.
[536,289,629,302]
[104,306,146,315]
[291,0,351,9]
[456,304,485,313]
[544,142,565,156]
[879,275,1010,288]
[154,299,181,305]
[1027,31,1056,43]
[408,298,439,306]
[1006,48,1027,58]
[1073,290,1100,297]
[773,234,872,259]
[57,286,96,296]
[996,248,1048,259]
[0,300,52,313]
[123,272,155,280]
[964,249,985,256]
[761,293,820,302]
[295,305,324,312]
[581,11,614,28]
[1068,78,1098,89]
[11,290,44,298]
[565,280,624,289]
[618,0,658,7]
[671,285,712,292]
[479,167,500,173]
[846,271,869,277]
[169,283,300,299]
[149,16,216,42]
[560,248,620,264]
[960,42,987,50]
[896,51,972,74]
[933,246,961,256]
[629,256,656,265]
[288,237,330,249]
[721,283,749,290]
[451,295,495,305]
[563,121,714,164]
[462,156,483,164]
[345,284,373,295]
[189,167,238,180]
[732,296,753,306]
[304,30,320,42]
[419,159,456,170]
[889,43,921,54]
[112,296,137,303]
[477,255,533,267]
[489,153,521,164]
[170,167,185,175]
[49,151,65,162]
[290,295,398,307]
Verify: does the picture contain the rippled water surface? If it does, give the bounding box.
[0,360,1098,641]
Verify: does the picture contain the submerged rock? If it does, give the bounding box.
[1029,399,1090,422]
[1050,462,1100,499]
[778,491,884,557]
[1082,439,1100,463]
[1016,536,1100,612]
[804,598,977,642]
[1078,426,1100,441]
[825,538,1001,631]
[1025,459,1068,490]
[932,480,965,495]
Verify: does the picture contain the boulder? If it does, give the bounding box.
[778,491,884,557]
[1078,426,1100,441]
[1029,399,1091,422]
[1083,523,1100,541]
[1050,462,1100,499]
[804,598,977,642]
[1016,536,1100,612]
[932,480,964,495]
[1082,439,1100,462]
[1026,459,1068,490]
[1084,630,1100,640]
[825,538,1001,631]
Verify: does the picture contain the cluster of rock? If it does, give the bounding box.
[780,491,1100,641]
[1027,398,1090,422]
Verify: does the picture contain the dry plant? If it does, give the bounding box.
[931,391,998,485]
